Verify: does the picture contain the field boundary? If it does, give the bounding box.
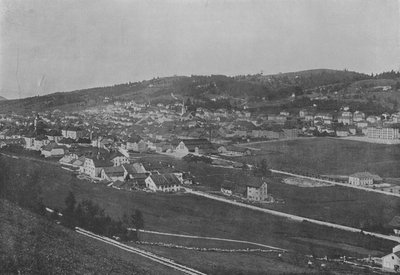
[128,228,287,251]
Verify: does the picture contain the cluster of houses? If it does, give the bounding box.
[299,106,400,140]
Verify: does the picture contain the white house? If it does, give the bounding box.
[246,181,268,201]
[348,172,381,186]
[382,245,400,272]
[145,174,181,192]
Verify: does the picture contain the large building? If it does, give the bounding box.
[348,172,382,186]
[366,127,399,140]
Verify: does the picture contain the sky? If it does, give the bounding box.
[0,0,399,99]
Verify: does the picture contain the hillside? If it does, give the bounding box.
[0,69,377,114]
[0,96,7,101]
[0,199,178,274]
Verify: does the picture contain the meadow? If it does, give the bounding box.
[236,138,400,177]
[0,154,396,262]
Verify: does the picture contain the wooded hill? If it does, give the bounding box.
[1,69,399,114]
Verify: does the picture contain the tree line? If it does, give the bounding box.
[60,191,144,241]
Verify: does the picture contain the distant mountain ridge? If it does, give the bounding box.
[0,96,7,101]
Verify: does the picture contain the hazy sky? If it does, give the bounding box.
[0,0,399,99]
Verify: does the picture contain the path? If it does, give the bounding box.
[76,227,206,275]
[128,228,287,251]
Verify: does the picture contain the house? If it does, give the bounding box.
[388,216,400,236]
[217,145,252,157]
[246,179,268,201]
[353,111,365,122]
[100,166,127,182]
[41,141,66,158]
[338,115,353,125]
[348,172,382,186]
[46,129,63,143]
[145,173,181,192]
[336,129,349,137]
[366,127,399,140]
[382,244,400,272]
[83,156,113,178]
[174,139,216,155]
[109,151,129,166]
[22,135,36,150]
[221,180,234,196]
[34,136,50,151]
[126,135,147,152]
[59,153,78,165]
[61,127,84,139]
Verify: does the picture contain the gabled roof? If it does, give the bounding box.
[349,172,382,181]
[41,141,65,152]
[102,166,125,176]
[148,174,181,187]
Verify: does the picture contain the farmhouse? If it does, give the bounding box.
[41,141,66,158]
[174,139,215,155]
[246,179,268,201]
[100,166,127,182]
[348,172,382,186]
[145,173,181,192]
[83,157,113,178]
[382,245,400,272]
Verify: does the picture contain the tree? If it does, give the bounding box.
[255,159,271,177]
[63,191,77,228]
[131,209,144,240]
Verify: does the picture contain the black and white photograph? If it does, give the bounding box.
[1,0,400,274]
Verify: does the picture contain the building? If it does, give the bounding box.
[61,127,84,139]
[382,245,400,272]
[109,151,129,166]
[338,115,353,125]
[100,166,127,182]
[174,139,215,155]
[366,127,399,140]
[145,173,181,192]
[41,141,66,158]
[126,135,147,152]
[388,216,400,236]
[348,172,382,186]
[83,156,113,178]
[246,179,268,201]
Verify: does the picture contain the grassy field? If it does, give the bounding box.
[236,138,400,177]
[0,154,396,263]
[0,199,179,275]
[265,179,400,231]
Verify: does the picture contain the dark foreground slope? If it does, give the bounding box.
[0,199,179,275]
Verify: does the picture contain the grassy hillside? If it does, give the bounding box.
[0,199,179,275]
[0,153,396,260]
[0,69,374,114]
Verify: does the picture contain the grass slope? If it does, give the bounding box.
[0,154,396,260]
[0,199,180,275]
